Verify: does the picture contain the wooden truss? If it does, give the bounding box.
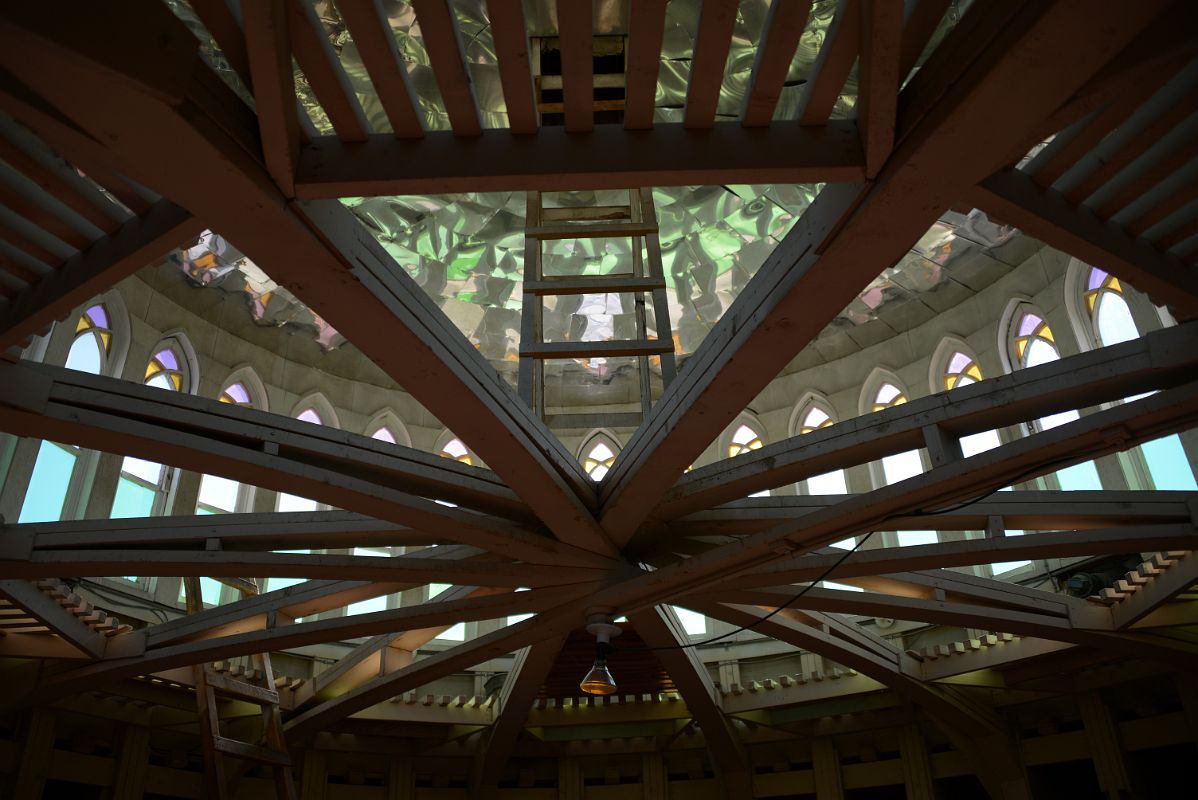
[0,1,1197,797]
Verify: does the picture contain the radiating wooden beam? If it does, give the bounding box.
[796,0,860,125]
[683,0,739,128]
[599,0,1168,545]
[411,0,482,136]
[470,634,568,791]
[653,322,1198,518]
[969,170,1198,317]
[295,120,864,196]
[0,579,106,658]
[487,0,538,135]
[624,0,668,130]
[857,0,903,177]
[742,0,813,127]
[286,0,370,141]
[556,0,593,133]
[0,199,198,351]
[338,0,425,139]
[243,0,301,196]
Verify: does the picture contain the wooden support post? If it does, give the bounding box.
[899,722,934,800]
[922,424,962,468]
[387,758,414,800]
[812,738,845,800]
[1079,690,1131,799]
[112,725,151,798]
[13,707,55,799]
[642,752,667,799]
[558,757,582,800]
[301,749,328,800]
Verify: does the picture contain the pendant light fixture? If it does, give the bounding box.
[579,616,622,696]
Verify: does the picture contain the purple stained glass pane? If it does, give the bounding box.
[85,305,108,329]
[948,352,972,374]
[1088,267,1108,290]
[1018,313,1042,337]
[372,427,396,444]
[156,348,178,370]
[225,382,250,404]
[297,408,322,425]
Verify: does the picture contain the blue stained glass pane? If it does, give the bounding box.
[110,477,156,518]
[1140,435,1197,490]
[1055,462,1102,491]
[19,442,77,523]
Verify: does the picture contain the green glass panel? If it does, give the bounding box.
[19,442,77,523]
[110,477,156,518]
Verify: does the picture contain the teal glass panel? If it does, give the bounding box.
[110,478,156,518]
[178,577,224,606]
[1140,435,1198,490]
[18,442,77,523]
[1055,461,1102,491]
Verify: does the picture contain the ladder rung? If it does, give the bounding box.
[206,672,281,705]
[541,205,631,223]
[536,99,626,115]
[538,73,626,90]
[520,340,675,359]
[212,736,291,766]
[525,221,657,240]
[524,276,665,295]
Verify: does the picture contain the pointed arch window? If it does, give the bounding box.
[371,426,397,444]
[197,380,259,517]
[111,337,194,519]
[582,439,618,481]
[219,381,253,407]
[871,382,907,413]
[793,404,852,547]
[870,382,934,546]
[440,438,472,466]
[277,403,332,513]
[943,351,982,391]
[1081,268,1196,490]
[728,424,763,458]
[20,305,113,523]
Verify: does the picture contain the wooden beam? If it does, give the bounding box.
[629,605,751,790]
[285,0,369,141]
[295,121,864,196]
[411,0,481,136]
[556,0,592,133]
[598,0,1170,545]
[243,0,301,196]
[1110,551,1198,629]
[683,0,739,129]
[742,0,813,127]
[653,322,1198,519]
[189,0,253,90]
[338,0,424,139]
[0,579,106,658]
[487,0,537,135]
[624,0,668,130]
[470,634,568,792]
[0,199,197,352]
[796,0,860,125]
[970,170,1198,317]
[896,0,950,82]
[857,0,903,178]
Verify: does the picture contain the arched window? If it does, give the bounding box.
[939,348,1002,457]
[792,402,853,548]
[276,400,334,514]
[371,426,397,444]
[1007,307,1103,490]
[19,304,114,523]
[365,410,411,449]
[869,380,934,547]
[440,438,473,465]
[727,424,763,458]
[428,582,466,640]
[1080,268,1196,490]
[196,378,261,516]
[111,337,195,519]
[581,434,619,481]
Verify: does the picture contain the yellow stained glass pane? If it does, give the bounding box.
[965,364,982,381]
[1041,326,1055,343]
[872,403,886,413]
[893,395,907,405]
[98,331,112,353]
[219,394,233,403]
[1015,338,1028,359]
[75,316,90,334]
[748,440,762,450]
[169,372,182,391]
[1109,277,1121,293]
[945,375,956,390]
[145,361,162,379]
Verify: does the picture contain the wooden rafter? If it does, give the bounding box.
[411,0,481,136]
[683,0,739,129]
[556,0,593,133]
[742,0,813,127]
[285,0,369,141]
[796,0,860,126]
[623,0,668,130]
[243,0,301,197]
[857,0,903,178]
[337,0,424,139]
[487,0,538,135]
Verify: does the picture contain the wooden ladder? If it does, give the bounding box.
[184,576,297,800]
[518,188,677,423]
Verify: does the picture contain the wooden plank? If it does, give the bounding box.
[524,220,657,239]
[519,340,675,359]
[295,120,864,197]
[857,0,903,178]
[742,0,813,126]
[1124,179,1198,238]
[1093,134,1198,219]
[541,204,630,222]
[0,181,91,250]
[487,0,538,135]
[338,0,425,138]
[654,321,1198,517]
[523,276,664,295]
[243,0,301,196]
[556,0,593,133]
[470,634,567,790]
[969,170,1198,317]
[683,0,739,128]
[796,0,861,125]
[0,129,122,233]
[411,0,482,136]
[286,0,370,141]
[0,579,106,658]
[624,0,668,130]
[214,735,290,767]
[0,218,59,267]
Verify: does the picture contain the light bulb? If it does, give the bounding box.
[579,658,617,695]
